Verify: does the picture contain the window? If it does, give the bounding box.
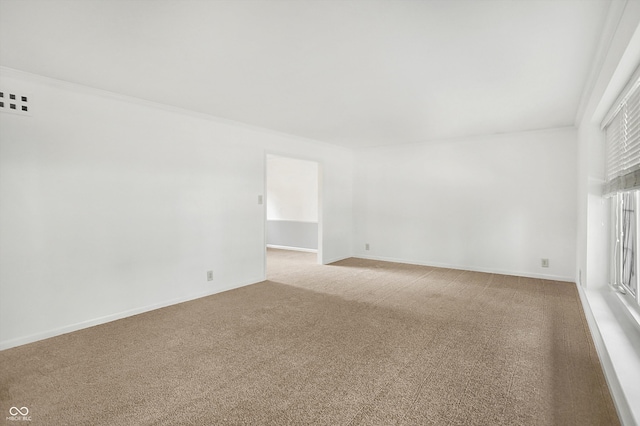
[605,73,640,319]
[611,191,637,296]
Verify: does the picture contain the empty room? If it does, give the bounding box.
[1,0,640,425]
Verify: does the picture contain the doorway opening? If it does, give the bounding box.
[265,154,322,276]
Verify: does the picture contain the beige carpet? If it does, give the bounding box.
[0,249,618,425]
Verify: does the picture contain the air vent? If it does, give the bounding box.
[0,90,31,116]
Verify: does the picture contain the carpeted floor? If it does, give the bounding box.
[0,249,619,425]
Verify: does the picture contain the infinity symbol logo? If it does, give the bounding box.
[9,407,29,416]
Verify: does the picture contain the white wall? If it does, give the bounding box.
[354,127,577,281]
[266,155,318,222]
[0,68,353,349]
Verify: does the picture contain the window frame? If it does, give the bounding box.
[610,191,640,320]
[604,68,640,324]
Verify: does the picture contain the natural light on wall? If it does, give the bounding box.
[604,72,640,320]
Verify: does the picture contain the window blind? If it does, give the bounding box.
[604,77,640,196]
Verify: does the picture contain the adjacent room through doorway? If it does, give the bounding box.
[265,154,321,271]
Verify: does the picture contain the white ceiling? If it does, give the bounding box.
[0,0,611,148]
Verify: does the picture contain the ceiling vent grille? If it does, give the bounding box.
[0,90,31,116]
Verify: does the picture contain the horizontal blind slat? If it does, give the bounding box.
[606,81,640,190]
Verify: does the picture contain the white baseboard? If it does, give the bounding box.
[577,285,639,426]
[354,253,574,282]
[0,277,263,351]
[322,255,352,265]
[267,244,317,253]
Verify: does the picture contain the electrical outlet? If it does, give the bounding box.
[541,259,549,268]
[365,243,370,250]
[207,271,213,281]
